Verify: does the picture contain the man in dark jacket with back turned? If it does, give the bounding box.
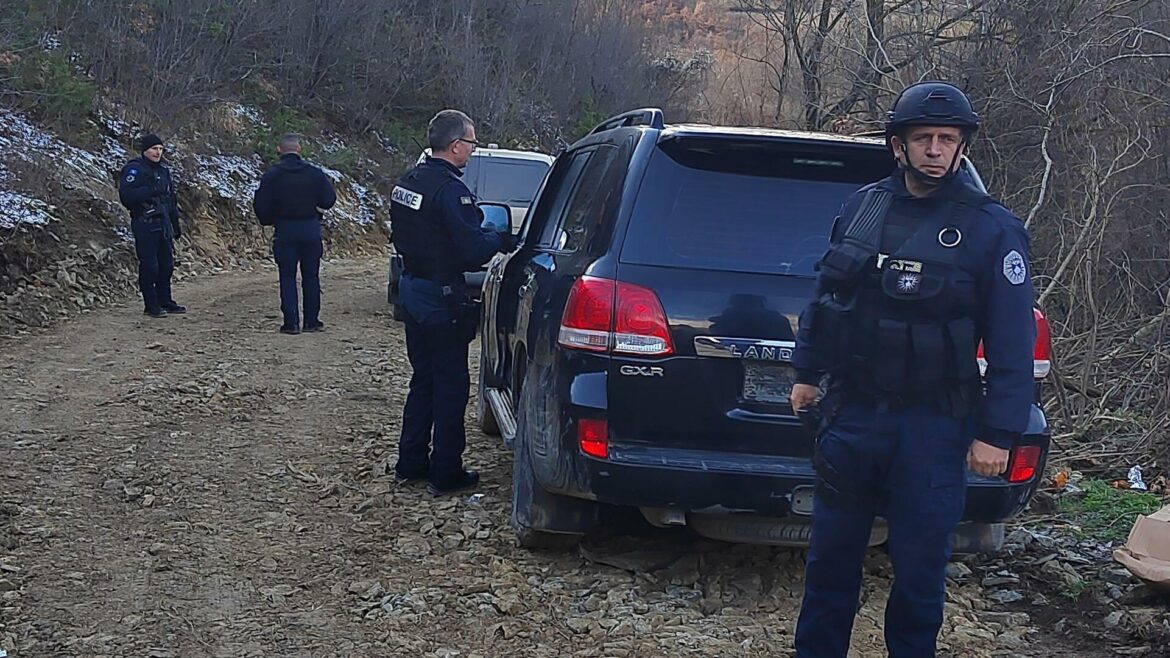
[119,134,185,318]
[253,134,337,334]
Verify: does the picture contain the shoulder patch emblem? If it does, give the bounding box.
[1003,250,1027,285]
[124,168,138,182]
[460,196,473,206]
[391,185,424,211]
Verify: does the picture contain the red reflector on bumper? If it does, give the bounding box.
[578,419,608,459]
[1007,445,1041,483]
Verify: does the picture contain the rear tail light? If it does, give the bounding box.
[558,277,614,352]
[1032,308,1052,379]
[578,418,609,459]
[977,307,1053,380]
[559,276,674,356]
[1006,444,1042,483]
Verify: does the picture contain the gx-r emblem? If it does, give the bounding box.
[619,365,664,377]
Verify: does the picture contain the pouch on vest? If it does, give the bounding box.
[945,317,980,382]
[910,323,946,387]
[872,318,910,392]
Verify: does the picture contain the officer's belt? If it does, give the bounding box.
[837,382,975,417]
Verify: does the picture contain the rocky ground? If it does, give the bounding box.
[0,258,1163,657]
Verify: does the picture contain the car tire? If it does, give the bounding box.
[511,378,592,550]
[476,341,500,436]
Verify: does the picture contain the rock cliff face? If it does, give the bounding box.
[0,103,390,336]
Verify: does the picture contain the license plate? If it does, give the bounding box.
[742,362,796,404]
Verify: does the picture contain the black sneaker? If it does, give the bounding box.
[427,470,480,496]
[303,322,325,332]
[278,325,300,335]
[144,308,168,318]
[162,303,187,314]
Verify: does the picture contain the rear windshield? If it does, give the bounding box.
[473,157,550,206]
[620,137,894,276]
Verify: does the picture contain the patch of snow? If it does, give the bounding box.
[347,181,384,226]
[320,137,347,154]
[0,187,57,229]
[98,112,134,140]
[0,107,122,182]
[229,104,265,126]
[317,164,344,183]
[192,154,264,210]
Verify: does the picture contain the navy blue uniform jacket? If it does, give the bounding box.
[792,173,1037,449]
[253,153,337,225]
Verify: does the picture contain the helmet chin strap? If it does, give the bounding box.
[898,140,967,187]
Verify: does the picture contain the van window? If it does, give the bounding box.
[478,158,551,206]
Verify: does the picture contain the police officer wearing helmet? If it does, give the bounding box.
[790,82,1036,657]
[390,109,516,496]
[118,134,185,318]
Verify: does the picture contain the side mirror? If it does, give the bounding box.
[479,202,514,235]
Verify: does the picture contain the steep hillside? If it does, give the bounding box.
[0,102,390,336]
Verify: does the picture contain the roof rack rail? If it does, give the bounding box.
[588,108,665,136]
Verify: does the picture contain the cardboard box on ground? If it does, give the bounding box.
[1114,504,1170,590]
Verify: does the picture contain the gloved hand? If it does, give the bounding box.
[497,232,518,253]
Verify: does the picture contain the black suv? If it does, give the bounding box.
[478,109,1052,550]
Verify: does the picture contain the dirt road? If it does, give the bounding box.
[1,259,1036,657]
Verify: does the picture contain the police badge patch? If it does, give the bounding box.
[1003,250,1027,285]
[897,272,922,294]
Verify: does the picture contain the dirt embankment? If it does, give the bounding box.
[0,104,389,338]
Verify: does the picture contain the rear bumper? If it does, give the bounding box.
[568,438,1047,522]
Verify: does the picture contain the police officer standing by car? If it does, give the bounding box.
[389,109,514,496]
[789,82,1036,658]
[253,134,337,335]
[119,134,185,318]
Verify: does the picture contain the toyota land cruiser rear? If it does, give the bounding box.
[477,109,1051,550]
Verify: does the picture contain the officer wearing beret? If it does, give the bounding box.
[791,82,1036,658]
[118,134,185,318]
[389,109,516,495]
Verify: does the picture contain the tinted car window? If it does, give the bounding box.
[534,149,593,247]
[620,138,894,276]
[551,145,621,252]
[478,158,550,206]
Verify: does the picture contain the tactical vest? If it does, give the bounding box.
[390,161,461,283]
[810,179,994,411]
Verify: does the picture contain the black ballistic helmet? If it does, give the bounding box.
[885,81,980,138]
